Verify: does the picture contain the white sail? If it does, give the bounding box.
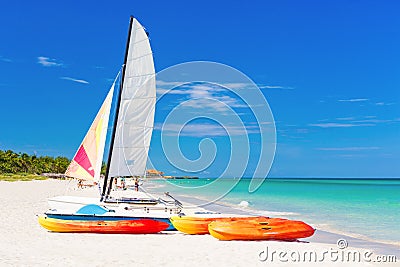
[109,18,156,177]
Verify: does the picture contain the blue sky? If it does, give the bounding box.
[0,1,399,178]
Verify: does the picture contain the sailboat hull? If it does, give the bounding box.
[38,216,169,234]
[45,213,173,229]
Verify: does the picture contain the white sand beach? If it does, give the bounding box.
[0,180,398,266]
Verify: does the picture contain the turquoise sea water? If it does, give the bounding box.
[149,178,400,245]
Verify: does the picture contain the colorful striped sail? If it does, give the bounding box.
[66,18,155,183]
[65,81,115,182]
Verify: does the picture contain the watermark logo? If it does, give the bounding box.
[336,238,348,249]
[137,61,277,205]
[258,239,397,263]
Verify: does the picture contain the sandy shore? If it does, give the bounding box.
[0,180,398,266]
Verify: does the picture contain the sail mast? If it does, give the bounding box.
[101,16,134,199]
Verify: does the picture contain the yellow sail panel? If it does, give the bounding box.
[65,160,94,181]
[96,117,104,152]
[65,81,115,182]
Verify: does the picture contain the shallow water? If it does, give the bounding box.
[147,178,400,245]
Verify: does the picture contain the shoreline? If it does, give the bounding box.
[144,180,400,256]
[1,179,398,266]
[176,194,400,256]
[216,197,400,248]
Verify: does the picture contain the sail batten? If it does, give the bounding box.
[125,74,155,78]
[129,53,154,61]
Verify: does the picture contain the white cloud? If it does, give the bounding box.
[222,82,293,90]
[221,83,250,89]
[156,80,186,87]
[312,116,400,127]
[335,117,355,121]
[37,56,63,67]
[157,80,293,93]
[338,98,369,102]
[158,82,247,111]
[336,154,368,158]
[180,98,231,111]
[316,147,380,151]
[157,88,188,95]
[375,102,395,106]
[0,56,12,62]
[351,119,392,123]
[258,85,294,90]
[309,123,375,128]
[155,122,259,137]
[60,77,89,84]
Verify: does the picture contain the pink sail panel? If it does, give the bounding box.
[73,145,95,177]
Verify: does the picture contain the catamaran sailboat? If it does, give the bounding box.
[40,16,183,231]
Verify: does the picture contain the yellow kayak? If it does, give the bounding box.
[170,216,271,235]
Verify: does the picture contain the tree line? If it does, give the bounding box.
[0,149,70,174]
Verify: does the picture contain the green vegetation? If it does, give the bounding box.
[0,149,70,181]
[101,162,107,175]
[0,173,48,182]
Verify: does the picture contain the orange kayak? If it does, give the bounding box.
[169,216,274,235]
[208,218,315,241]
[38,216,169,234]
